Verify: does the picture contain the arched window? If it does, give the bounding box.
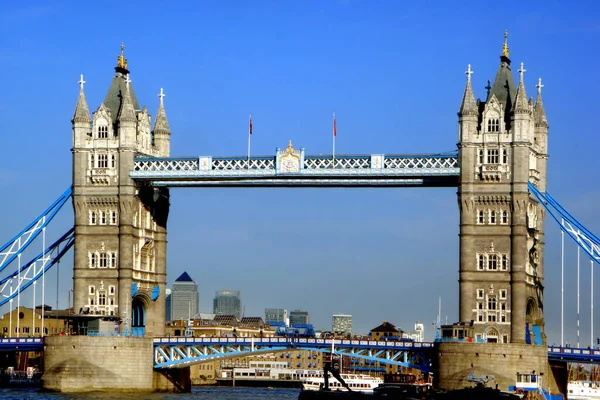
[501,254,509,270]
[111,253,117,268]
[501,210,509,224]
[489,210,497,224]
[488,296,497,310]
[477,210,485,224]
[99,253,108,268]
[90,211,97,225]
[90,253,97,268]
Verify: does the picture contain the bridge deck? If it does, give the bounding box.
[131,153,459,187]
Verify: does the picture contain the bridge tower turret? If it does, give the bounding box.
[457,31,547,345]
[71,44,170,336]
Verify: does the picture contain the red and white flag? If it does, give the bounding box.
[333,113,336,137]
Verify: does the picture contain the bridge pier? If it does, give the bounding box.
[436,342,560,394]
[42,336,189,392]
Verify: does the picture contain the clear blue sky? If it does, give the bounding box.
[1,1,599,342]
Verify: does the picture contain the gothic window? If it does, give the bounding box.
[109,298,115,306]
[100,211,107,225]
[502,149,508,164]
[488,313,497,322]
[90,253,97,268]
[501,210,509,225]
[501,314,506,323]
[89,154,95,169]
[487,149,499,164]
[98,154,108,168]
[89,286,95,295]
[501,254,509,270]
[488,296,497,310]
[109,286,115,295]
[98,292,106,306]
[478,302,484,310]
[99,253,108,268]
[500,289,507,299]
[90,298,94,305]
[477,289,484,299]
[477,254,486,271]
[487,119,499,132]
[478,149,484,164]
[111,154,116,168]
[110,211,118,225]
[90,211,97,225]
[488,254,498,270]
[477,210,485,224]
[98,125,108,139]
[489,210,497,224]
[111,253,117,268]
[501,302,506,311]
[478,313,484,322]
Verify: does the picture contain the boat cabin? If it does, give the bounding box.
[438,321,475,342]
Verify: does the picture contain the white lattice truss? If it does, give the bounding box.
[0,188,71,275]
[0,229,75,306]
[132,154,459,187]
[153,337,434,371]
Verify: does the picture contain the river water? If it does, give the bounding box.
[0,386,301,400]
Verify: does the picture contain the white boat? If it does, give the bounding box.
[567,381,600,399]
[218,360,324,387]
[301,373,384,393]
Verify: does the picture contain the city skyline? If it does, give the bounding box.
[0,1,599,342]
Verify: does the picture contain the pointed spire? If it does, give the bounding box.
[73,74,91,123]
[458,64,477,116]
[118,75,136,123]
[534,78,548,126]
[153,88,170,133]
[116,42,129,74]
[512,62,530,113]
[502,29,509,58]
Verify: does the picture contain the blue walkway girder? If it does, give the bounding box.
[131,153,459,187]
[0,338,44,352]
[548,346,600,363]
[529,182,600,263]
[153,337,435,371]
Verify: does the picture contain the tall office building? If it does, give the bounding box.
[289,310,309,325]
[213,290,242,319]
[265,308,288,326]
[169,272,199,321]
[332,314,352,336]
[165,288,172,321]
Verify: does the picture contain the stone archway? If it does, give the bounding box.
[486,327,499,343]
[131,293,150,336]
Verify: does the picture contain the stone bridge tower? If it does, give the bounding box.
[71,45,171,336]
[457,32,549,345]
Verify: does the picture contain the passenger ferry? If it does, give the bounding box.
[217,360,323,388]
[301,373,384,393]
[567,381,600,399]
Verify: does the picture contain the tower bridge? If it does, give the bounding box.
[0,32,596,395]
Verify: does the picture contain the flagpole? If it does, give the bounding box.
[247,114,252,170]
[332,112,336,168]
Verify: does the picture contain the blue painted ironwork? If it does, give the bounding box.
[0,229,75,306]
[548,346,600,363]
[0,187,71,274]
[131,151,459,187]
[153,337,434,371]
[151,286,160,301]
[0,338,44,352]
[529,182,600,263]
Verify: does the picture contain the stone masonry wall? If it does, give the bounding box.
[436,342,560,395]
[43,336,155,392]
